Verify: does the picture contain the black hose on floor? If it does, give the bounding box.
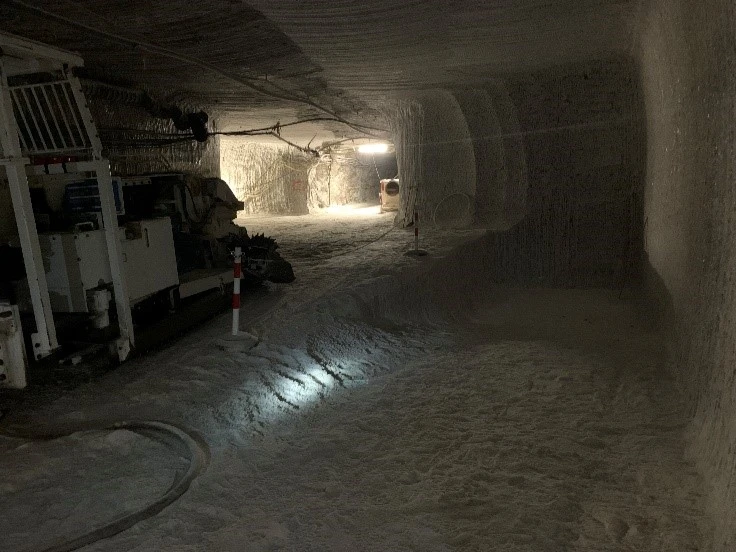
[1,420,209,552]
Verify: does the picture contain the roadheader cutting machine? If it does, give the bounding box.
[0,32,293,389]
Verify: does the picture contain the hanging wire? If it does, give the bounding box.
[7,0,387,137]
[371,154,382,180]
[100,116,388,156]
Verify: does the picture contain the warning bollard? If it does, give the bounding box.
[406,211,428,257]
[232,246,242,335]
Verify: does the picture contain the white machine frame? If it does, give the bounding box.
[0,32,134,387]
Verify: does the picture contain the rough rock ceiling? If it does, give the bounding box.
[249,0,637,92]
[1,0,636,142]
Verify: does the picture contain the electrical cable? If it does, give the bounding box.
[226,118,382,134]
[432,193,473,227]
[100,117,380,139]
[371,154,382,181]
[7,0,387,136]
[99,117,388,155]
[402,117,638,148]
[0,420,209,552]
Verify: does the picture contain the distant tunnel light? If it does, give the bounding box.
[358,143,389,154]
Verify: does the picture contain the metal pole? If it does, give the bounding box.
[232,246,242,335]
[414,211,420,251]
[95,161,134,355]
[69,69,135,358]
[405,209,428,257]
[0,61,58,358]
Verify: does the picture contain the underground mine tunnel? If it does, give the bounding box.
[0,0,732,550]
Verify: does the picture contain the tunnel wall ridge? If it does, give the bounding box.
[488,60,646,287]
[637,0,736,547]
[391,85,528,230]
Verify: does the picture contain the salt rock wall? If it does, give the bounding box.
[307,148,394,210]
[486,81,529,228]
[451,89,506,228]
[391,90,477,227]
[637,0,736,548]
[88,96,220,178]
[452,83,529,230]
[391,98,423,226]
[488,59,646,287]
[391,85,528,229]
[220,138,311,215]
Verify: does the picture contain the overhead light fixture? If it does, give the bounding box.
[358,143,389,154]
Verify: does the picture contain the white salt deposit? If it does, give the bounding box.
[0,211,709,551]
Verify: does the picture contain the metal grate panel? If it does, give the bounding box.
[9,80,92,156]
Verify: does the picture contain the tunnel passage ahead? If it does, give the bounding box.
[1,222,707,551]
[2,0,735,549]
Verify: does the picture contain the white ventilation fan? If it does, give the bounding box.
[379,179,400,213]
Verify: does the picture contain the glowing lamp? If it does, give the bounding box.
[358,143,389,154]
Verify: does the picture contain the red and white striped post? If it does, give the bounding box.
[232,246,242,335]
[406,209,428,257]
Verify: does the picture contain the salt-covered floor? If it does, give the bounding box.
[0,209,709,551]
